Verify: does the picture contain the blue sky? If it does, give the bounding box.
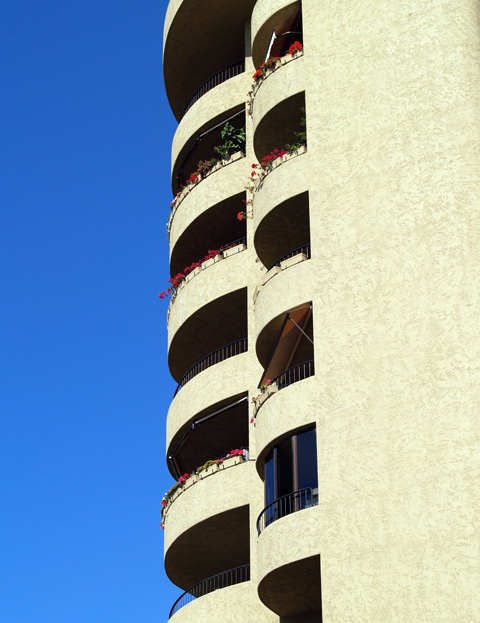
[1,1,180,620]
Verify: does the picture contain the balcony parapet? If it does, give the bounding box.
[161,451,248,530]
[163,461,254,589]
[251,361,314,421]
[173,338,248,396]
[252,144,306,195]
[254,244,310,303]
[181,61,245,120]
[166,239,247,324]
[248,48,303,117]
[167,151,245,240]
[257,487,318,535]
[255,376,317,474]
[256,507,321,618]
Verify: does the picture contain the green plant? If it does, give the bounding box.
[214,123,246,159]
[294,106,306,143]
[196,158,217,176]
[197,459,217,473]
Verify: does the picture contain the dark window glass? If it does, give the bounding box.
[265,451,276,506]
[264,427,317,506]
[297,428,318,491]
[278,437,293,498]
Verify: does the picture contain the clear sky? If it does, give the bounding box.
[1,1,181,621]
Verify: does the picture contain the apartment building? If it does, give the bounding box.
[160,1,480,621]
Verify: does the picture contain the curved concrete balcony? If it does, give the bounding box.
[163,0,256,120]
[255,259,314,367]
[168,238,247,317]
[167,254,249,380]
[166,351,252,473]
[251,0,301,68]
[256,504,322,618]
[168,156,246,256]
[171,107,245,195]
[253,375,317,474]
[252,56,305,161]
[171,71,247,182]
[169,578,276,623]
[164,459,255,589]
[169,193,247,280]
[252,152,309,268]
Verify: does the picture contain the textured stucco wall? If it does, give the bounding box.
[302,0,480,619]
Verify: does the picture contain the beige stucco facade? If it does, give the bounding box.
[161,0,480,620]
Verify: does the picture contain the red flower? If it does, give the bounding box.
[288,41,303,54]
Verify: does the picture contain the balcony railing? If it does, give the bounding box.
[169,564,250,618]
[174,338,248,397]
[181,61,245,119]
[257,488,318,535]
[271,360,314,391]
[267,244,311,271]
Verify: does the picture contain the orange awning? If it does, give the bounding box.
[259,304,312,387]
[267,9,303,60]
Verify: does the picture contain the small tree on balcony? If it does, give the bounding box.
[214,123,246,159]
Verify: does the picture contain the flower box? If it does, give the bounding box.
[219,454,245,470]
[260,265,281,287]
[222,244,246,259]
[185,266,202,282]
[183,473,199,490]
[202,256,219,270]
[223,150,244,165]
[253,383,278,415]
[279,253,307,271]
[199,463,219,479]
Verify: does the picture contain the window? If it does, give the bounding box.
[263,427,318,527]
